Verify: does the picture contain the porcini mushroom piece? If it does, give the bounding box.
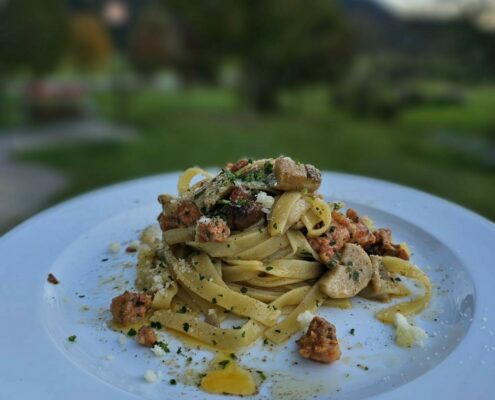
[273,157,321,192]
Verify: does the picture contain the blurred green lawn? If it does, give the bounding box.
[18,86,495,221]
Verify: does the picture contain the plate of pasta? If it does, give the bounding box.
[0,156,494,400]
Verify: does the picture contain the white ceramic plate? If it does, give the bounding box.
[1,172,494,400]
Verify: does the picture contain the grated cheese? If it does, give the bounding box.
[297,310,314,329]
[118,334,127,347]
[256,192,275,213]
[151,344,166,357]
[394,313,427,347]
[198,216,213,224]
[108,242,121,254]
[144,370,158,383]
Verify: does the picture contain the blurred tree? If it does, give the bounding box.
[230,0,354,111]
[128,3,176,78]
[68,13,113,72]
[0,0,68,123]
[161,0,354,111]
[0,0,68,76]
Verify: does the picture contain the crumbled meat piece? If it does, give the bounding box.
[350,221,376,247]
[177,200,202,226]
[331,210,351,227]
[47,273,59,284]
[229,186,251,203]
[297,316,341,363]
[227,159,250,172]
[196,217,231,243]
[308,222,350,264]
[137,326,157,347]
[329,223,351,252]
[110,291,153,326]
[368,228,409,260]
[225,201,264,230]
[374,229,394,251]
[157,212,178,231]
[308,236,335,264]
[394,247,410,260]
[344,209,376,247]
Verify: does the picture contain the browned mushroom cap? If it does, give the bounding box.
[319,243,373,298]
[273,157,321,192]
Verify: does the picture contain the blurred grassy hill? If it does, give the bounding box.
[18,85,495,221]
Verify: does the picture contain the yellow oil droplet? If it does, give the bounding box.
[201,355,257,396]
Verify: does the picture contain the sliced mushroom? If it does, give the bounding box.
[273,157,321,192]
[319,243,373,298]
[359,255,384,299]
[359,255,408,302]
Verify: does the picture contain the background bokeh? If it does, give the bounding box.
[1,0,494,233]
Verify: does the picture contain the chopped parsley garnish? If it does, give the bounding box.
[229,353,237,360]
[256,370,267,381]
[221,168,237,183]
[177,347,182,354]
[67,335,77,342]
[275,329,281,333]
[187,356,193,363]
[218,360,230,369]
[240,171,262,182]
[263,161,273,175]
[240,286,248,294]
[265,266,273,271]
[272,223,278,230]
[177,305,188,314]
[212,297,217,304]
[127,328,137,336]
[346,261,353,266]
[350,328,355,335]
[241,331,246,338]
[351,271,360,282]
[182,323,190,332]
[156,341,170,353]
[150,321,162,329]
[169,379,177,385]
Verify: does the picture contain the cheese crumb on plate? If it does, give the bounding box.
[144,370,158,383]
[108,242,121,254]
[394,313,427,347]
[297,310,314,329]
